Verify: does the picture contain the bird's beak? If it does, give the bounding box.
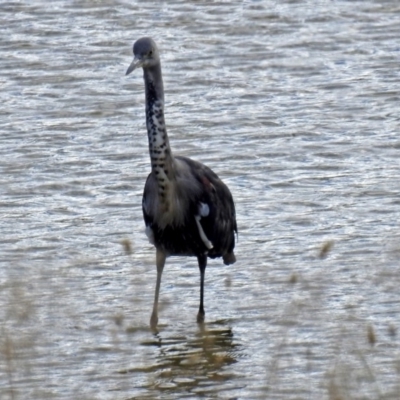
[126,56,143,76]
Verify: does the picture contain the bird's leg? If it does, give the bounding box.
[197,254,207,323]
[150,248,166,329]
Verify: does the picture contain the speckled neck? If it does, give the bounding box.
[143,65,175,188]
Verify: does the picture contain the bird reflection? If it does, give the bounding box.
[145,321,240,395]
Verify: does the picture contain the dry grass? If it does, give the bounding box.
[1,241,400,400]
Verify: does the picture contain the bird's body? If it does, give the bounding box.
[143,155,236,261]
[126,37,237,329]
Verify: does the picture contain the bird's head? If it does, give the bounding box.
[126,37,160,75]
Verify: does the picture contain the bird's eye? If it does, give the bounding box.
[148,50,153,56]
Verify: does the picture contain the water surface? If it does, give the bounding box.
[1,1,400,399]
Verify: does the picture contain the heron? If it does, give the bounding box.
[126,37,237,329]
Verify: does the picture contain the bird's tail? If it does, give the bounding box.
[223,252,236,265]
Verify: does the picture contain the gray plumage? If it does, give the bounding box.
[126,37,237,329]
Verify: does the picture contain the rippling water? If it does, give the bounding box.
[1,1,400,399]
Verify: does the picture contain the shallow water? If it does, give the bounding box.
[1,1,400,399]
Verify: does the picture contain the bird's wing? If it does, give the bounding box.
[175,156,237,257]
[142,172,158,242]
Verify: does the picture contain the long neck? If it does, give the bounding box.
[143,64,175,184]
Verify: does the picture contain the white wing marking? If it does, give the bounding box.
[145,226,155,244]
[195,215,213,250]
[198,202,210,217]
